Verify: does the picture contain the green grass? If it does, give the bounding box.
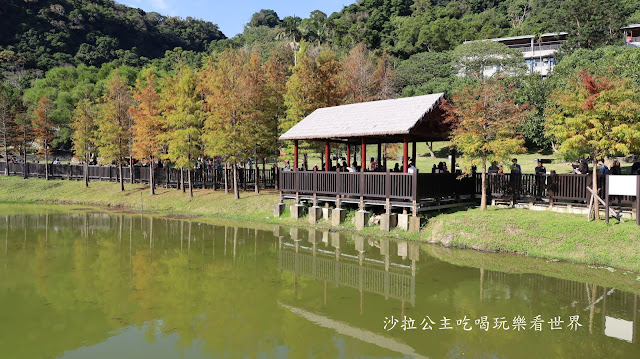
[1,175,639,272]
[422,206,640,271]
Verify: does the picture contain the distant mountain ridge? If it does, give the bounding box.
[0,0,225,71]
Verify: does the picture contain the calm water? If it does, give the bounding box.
[0,206,639,359]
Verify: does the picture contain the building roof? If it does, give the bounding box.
[487,32,568,43]
[279,93,447,143]
[622,24,640,30]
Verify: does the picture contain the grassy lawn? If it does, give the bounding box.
[423,206,640,271]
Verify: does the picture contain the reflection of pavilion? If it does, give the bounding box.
[485,269,639,343]
[277,228,418,306]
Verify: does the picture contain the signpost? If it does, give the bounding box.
[605,175,640,225]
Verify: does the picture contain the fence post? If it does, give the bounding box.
[336,169,341,208]
[359,169,365,210]
[385,170,391,214]
[548,171,555,208]
[412,170,418,216]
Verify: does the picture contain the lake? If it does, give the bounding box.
[0,205,638,358]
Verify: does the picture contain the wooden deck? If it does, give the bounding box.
[279,170,476,212]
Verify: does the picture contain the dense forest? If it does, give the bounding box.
[0,0,224,74]
[1,0,640,184]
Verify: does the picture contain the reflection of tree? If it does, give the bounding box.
[1,212,639,359]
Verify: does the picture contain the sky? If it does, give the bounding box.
[117,0,354,37]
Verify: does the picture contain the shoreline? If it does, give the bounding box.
[0,176,639,272]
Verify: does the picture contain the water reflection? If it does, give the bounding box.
[0,210,639,359]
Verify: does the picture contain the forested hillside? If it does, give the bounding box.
[1,0,639,165]
[0,0,225,73]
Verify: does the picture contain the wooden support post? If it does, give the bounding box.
[294,140,299,172]
[450,147,456,172]
[347,145,351,167]
[412,141,416,166]
[637,176,640,226]
[403,136,408,173]
[325,140,330,172]
[605,182,610,224]
[361,137,366,171]
[377,142,382,171]
[385,169,391,214]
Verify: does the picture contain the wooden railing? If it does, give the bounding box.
[477,173,637,205]
[0,162,278,190]
[280,170,475,203]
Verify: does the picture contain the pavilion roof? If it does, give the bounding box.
[279,93,448,143]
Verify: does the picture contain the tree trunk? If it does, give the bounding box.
[233,163,239,199]
[480,154,487,210]
[84,154,89,187]
[592,154,600,220]
[427,142,436,158]
[3,133,7,176]
[188,168,193,198]
[130,155,134,184]
[23,145,27,179]
[44,141,48,181]
[255,163,259,194]
[180,168,185,193]
[150,156,155,196]
[224,165,229,194]
[119,162,124,191]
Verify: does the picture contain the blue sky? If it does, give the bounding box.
[117,0,353,37]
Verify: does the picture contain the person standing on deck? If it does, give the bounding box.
[510,158,522,199]
[534,160,546,200]
[632,157,640,174]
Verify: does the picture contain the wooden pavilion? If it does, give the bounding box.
[277,93,476,221]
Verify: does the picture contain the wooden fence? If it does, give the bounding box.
[280,170,476,204]
[478,173,637,205]
[0,162,278,190]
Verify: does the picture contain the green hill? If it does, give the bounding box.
[0,0,225,72]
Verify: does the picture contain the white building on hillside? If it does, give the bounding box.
[485,32,568,76]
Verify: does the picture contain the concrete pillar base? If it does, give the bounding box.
[332,208,346,226]
[409,216,422,233]
[355,210,370,230]
[397,213,410,231]
[309,206,323,224]
[290,204,306,220]
[322,207,331,221]
[380,214,398,232]
[274,203,285,217]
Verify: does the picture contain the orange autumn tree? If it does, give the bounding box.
[32,96,56,180]
[201,49,268,199]
[261,47,292,173]
[130,68,164,195]
[546,70,640,219]
[283,43,344,169]
[443,79,531,210]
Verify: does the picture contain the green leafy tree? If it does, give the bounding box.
[95,73,133,191]
[71,98,97,187]
[546,70,640,219]
[0,84,18,175]
[32,96,56,180]
[161,65,203,198]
